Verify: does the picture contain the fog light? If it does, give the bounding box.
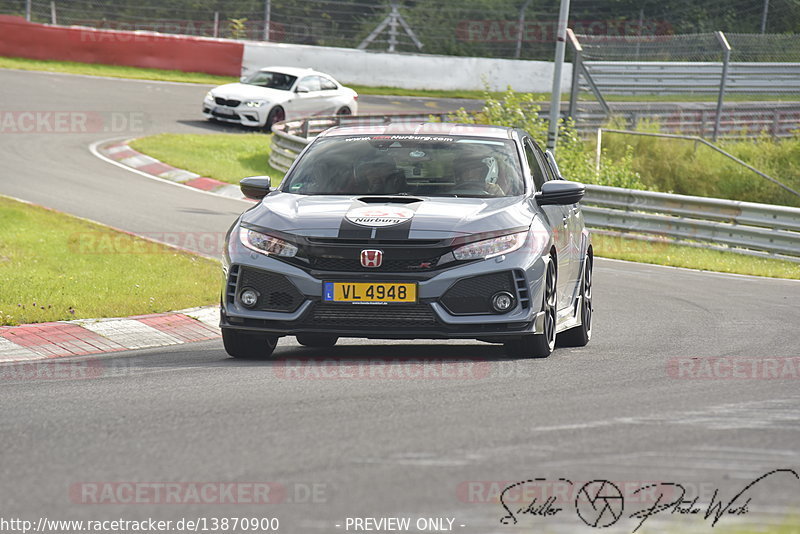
[240,288,259,308]
[491,291,515,313]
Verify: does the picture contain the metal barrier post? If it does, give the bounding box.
[50,1,56,24]
[713,31,731,142]
[25,0,31,21]
[567,29,582,120]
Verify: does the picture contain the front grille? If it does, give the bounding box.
[310,303,437,328]
[441,271,515,315]
[214,97,241,107]
[310,257,441,272]
[237,267,304,312]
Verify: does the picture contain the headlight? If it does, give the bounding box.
[243,100,268,108]
[453,231,527,261]
[239,227,298,257]
[204,91,214,101]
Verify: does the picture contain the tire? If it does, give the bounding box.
[336,106,352,116]
[222,329,278,359]
[557,253,593,347]
[504,259,557,358]
[263,106,285,132]
[296,334,338,348]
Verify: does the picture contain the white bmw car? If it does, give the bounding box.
[202,66,359,131]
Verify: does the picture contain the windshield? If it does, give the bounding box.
[243,71,297,91]
[281,135,525,197]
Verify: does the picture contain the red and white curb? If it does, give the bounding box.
[0,306,220,363]
[98,140,252,201]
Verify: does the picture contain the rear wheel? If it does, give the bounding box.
[296,334,338,348]
[222,329,278,359]
[505,259,557,358]
[557,254,593,347]
[264,106,285,132]
[336,106,352,116]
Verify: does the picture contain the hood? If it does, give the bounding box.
[211,83,291,102]
[240,193,535,240]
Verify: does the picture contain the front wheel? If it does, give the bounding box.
[263,106,285,132]
[222,329,278,359]
[504,259,557,358]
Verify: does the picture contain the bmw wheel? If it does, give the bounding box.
[505,259,557,358]
[336,106,352,116]
[558,253,593,347]
[222,329,278,359]
[264,106,286,132]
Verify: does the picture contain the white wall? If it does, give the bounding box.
[242,41,571,93]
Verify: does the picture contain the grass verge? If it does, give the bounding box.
[130,133,799,280]
[129,133,285,186]
[0,56,235,85]
[592,233,800,279]
[0,196,219,326]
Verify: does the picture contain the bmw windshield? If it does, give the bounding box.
[243,70,297,90]
[281,135,525,197]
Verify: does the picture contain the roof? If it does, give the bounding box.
[319,123,513,139]
[256,66,330,78]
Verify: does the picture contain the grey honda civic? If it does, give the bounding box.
[220,123,593,359]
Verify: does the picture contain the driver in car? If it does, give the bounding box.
[453,155,504,196]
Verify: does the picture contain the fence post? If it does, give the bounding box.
[567,29,581,120]
[515,0,532,59]
[50,1,56,24]
[213,12,219,38]
[713,31,731,142]
[595,128,602,174]
[772,111,781,138]
[25,0,31,21]
[263,0,271,41]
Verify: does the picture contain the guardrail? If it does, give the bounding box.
[582,185,800,261]
[269,114,800,262]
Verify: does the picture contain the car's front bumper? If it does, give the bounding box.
[202,102,266,127]
[220,249,548,340]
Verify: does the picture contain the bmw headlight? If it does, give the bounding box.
[204,91,214,101]
[243,100,268,108]
[239,227,298,257]
[453,231,527,261]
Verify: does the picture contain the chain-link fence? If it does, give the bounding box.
[3,0,800,61]
[567,31,800,140]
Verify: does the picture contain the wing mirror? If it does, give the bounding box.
[240,176,272,199]
[535,180,585,206]
[295,86,310,93]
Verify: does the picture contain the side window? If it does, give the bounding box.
[297,76,321,92]
[524,139,546,191]
[319,76,338,90]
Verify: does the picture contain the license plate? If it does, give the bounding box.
[323,282,417,303]
[215,107,235,116]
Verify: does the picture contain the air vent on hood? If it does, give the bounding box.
[357,196,424,204]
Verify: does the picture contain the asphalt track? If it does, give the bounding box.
[1,69,799,533]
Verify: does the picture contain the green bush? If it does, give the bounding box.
[445,88,648,190]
